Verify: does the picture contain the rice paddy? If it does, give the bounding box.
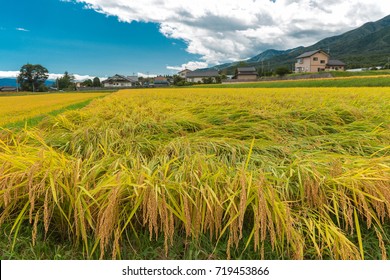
[0,87,389,259]
[0,92,108,127]
[200,75,390,88]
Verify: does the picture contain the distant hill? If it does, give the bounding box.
[0,78,18,87]
[0,78,55,87]
[210,14,390,74]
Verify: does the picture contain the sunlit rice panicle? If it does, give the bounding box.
[97,185,120,259]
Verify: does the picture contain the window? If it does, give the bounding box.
[297,58,303,64]
[313,57,318,61]
[320,60,325,64]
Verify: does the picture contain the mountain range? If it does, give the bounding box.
[210,14,390,74]
[0,79,18,87]
[0,78,54,88]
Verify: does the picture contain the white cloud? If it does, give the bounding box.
[137,72,157,78]
[0,71,19,78]
[166,66,183,71]
[47,73,106,81]
[30,1,390,65]
[167,61,209,71]
[52,73,109,81]
[16,27,30,32]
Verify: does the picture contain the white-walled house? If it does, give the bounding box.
[177,69,192,78]
[102,74,139,87]
[185,70,219,83]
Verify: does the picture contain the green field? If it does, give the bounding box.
[200,75,390,88]
[0,87,389,260]
[330,70,390,77]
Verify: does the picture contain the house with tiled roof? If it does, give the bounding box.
[178,69,192,79]
[295,50,346,72]
[102,74,139,88]
[234,67,258,80]
[153,75,170,87]
[326,60,346,71]
[185,69,219,83]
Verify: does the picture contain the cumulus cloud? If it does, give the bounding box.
[166,61,209,71]
[137,72,157,78]
[52,1,390,65]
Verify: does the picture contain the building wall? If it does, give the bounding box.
[186,77,216,83]
[326,66,345,71]
[103,82,133,88]
[295,57,311,72]
[179,70,191,78]
[309,52,328,72]
[237,74,257,80]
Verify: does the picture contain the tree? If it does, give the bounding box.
[202,77,214,84]
[57,71,75,90]
[275,67,291,77]
[173,75,185,85]
[92,77,101,87]
[81,79,93,87]
[17,64,49,92]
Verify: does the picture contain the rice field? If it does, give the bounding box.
[200,75,390,88]
[0,92,108,127]
[0,87,389,259]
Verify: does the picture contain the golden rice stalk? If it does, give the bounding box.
[96,185,120,259]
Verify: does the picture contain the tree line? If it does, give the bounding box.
[17,63,101,92]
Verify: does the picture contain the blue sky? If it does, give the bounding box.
[1,0,389,79]
[0,0,197,78]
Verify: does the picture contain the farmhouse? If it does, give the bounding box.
[295,50,346,73]
[185,70,219,83]
[153,76,170,87]
[102,74,139,88]
[326,60,346,71]
[178,69,192,78]
[234,67,258,80]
